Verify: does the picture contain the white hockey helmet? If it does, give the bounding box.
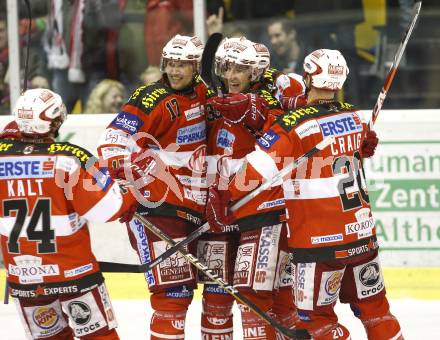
[160,34,204,73]
[303,49,349,91]
[214,36,247,77]
[217,37,270,82]
[14,88,67,136]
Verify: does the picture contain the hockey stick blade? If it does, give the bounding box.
[370,1,421,129]
[134,212,311,339]
[200,33,225,95]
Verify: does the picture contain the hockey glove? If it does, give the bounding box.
[208,93,267,133]
[205,185,236,233]
[280,94,308,110]
[110,151,157,223]
[361,130,379,158]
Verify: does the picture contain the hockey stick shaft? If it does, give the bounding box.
[3,280,9,304]
[134,135,335,272]
[200,33,224,95]
[369,1,421,129]
[133,212,310,339]
[99,136,334,274]
[231,136,335,210]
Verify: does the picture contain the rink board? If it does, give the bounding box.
[1,110,440,267]
[1,268,439,300]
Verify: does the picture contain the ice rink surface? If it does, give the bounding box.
[1,298,439,340]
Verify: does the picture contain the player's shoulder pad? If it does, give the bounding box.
[256,89,282,109]
[127,82,171,115]
[46,142,96,168]
[277,101,358,131]
[0,140,96,169]
[263,67,282,84]
[205,87,217,99]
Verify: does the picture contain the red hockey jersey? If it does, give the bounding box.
[207,85,286,231]
[0,139,135,297]
[98,78,211,225]
[229,102,378,262]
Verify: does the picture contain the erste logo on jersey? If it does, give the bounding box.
[256,129,280,150]
[216,128,235,148]
[110,112,144,135]
[176,121,206,145]
[0,156,55,179]
[318,112,362,138]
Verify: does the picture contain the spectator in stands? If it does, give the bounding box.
[84,79,125,114]
[293,1,364,104]
[139,65,162,85]
[144,0,224,65]
[0,16,49,115]
[43,0,123,113]
[267,18,304,73]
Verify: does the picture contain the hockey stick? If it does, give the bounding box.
[200,32,225,95]
[369,1,421,129]
[133,211,311,339]
[3,281,9,304]
[103,136,334,274]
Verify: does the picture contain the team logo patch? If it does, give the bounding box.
[131,219,155,286]
[295,263,315,310]
[197,241,227,282]
[216,128,235,148]
[154,239,194,284]
[256,129,280,150]
[33,306,59,329]
[68,301,91,325]
[165,285,193,298]
[295,119,320,139]
[345,208,374,239]
[233,244,255,287]
[188,144,207,174]
[326,271,343,295]
[256,198,285,210]
[311,233,343,245]
[359,262,380,287]
[184,105,204,121]
[354,258,384,299]
[318,112,363,138]
[317,269,344,306]
[110,112,144,135]
[93,167,112,192]
[0,156,55,179]
[176,121,206,145]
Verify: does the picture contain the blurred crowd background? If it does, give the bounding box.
[0,0,438,115]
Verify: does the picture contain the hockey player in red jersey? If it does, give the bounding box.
[97,35,210,340]
[204,37,299,340]
[0,120,21,139]
[207,49,398,340]
[0,89,143,340]
[260,67,308,110]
